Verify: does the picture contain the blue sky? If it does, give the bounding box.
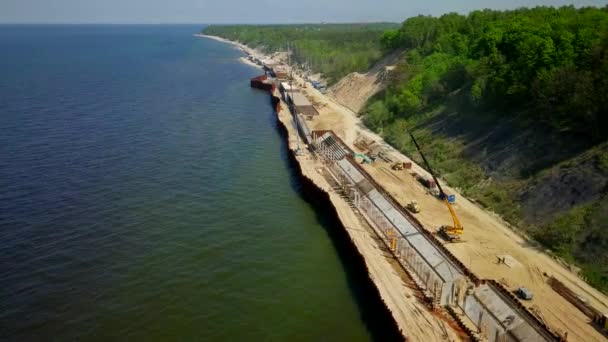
[1,0,606,24]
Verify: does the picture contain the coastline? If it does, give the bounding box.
[270,89,462,341]
[197,32,460,340]
[273,102,406,342]
[197,32,411,339]
[197,33,426,339]
[195,34,263,69]
[202,32,608,342]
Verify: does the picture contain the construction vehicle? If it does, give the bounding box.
[406,200,421,213]
[516,287,534,300]
[407,130,464,242]
[391,162,412,171]
[352,152,373,164]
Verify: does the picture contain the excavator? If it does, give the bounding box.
[407,130,464,242]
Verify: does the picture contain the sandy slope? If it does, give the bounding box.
[328,49,404,113]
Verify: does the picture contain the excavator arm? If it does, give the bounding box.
[443,198,464,234]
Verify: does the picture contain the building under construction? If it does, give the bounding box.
[287,92,318,117]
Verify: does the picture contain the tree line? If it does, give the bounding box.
[366,6,608,291]
[369,6,608,142]
[202,24,397,84]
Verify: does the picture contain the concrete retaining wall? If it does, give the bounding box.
[462,284,554,342]
[300,126,559,341]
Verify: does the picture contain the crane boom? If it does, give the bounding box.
[444,197,462,232]
[407,130,463,241]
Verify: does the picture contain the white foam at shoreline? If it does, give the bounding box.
[195,34,265,70]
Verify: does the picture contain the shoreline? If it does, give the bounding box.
[195,34,263,70]
[204,32,608,341]
[197,32,422,339]
[270,89,461,341]
[274,102,405,342]
[199,32,411,338]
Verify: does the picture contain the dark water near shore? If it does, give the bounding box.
[0,25,385,340]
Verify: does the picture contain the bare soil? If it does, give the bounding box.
[328,49,404,114]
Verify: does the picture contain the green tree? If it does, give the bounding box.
[364,101,393,131]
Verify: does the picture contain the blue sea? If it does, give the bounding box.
[0,25,391,340]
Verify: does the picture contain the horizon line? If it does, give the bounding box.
[0,20,401,25]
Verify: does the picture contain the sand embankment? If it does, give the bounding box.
[328,49,404,113]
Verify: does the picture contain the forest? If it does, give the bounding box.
[202,23,397,83]
[373,6,608,141]
[365,6,608,291]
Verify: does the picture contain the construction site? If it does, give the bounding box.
[235,39,608,342]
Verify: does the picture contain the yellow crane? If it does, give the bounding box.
[407,130,464,242]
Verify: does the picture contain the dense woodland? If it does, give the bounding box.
[202,24,397,83]
[374,6,608,142]
[205,7,608,291]
[365,6,608,291]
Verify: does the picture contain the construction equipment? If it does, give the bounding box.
[407,130,464,242]
[392,162,404,171]
[352,152,373,164]
[406,200,421,213]
[516,287,534,300]
[391,162,412,171]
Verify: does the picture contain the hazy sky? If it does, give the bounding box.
[0,0,606,24]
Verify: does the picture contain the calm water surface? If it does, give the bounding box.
[0,25,389,340]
